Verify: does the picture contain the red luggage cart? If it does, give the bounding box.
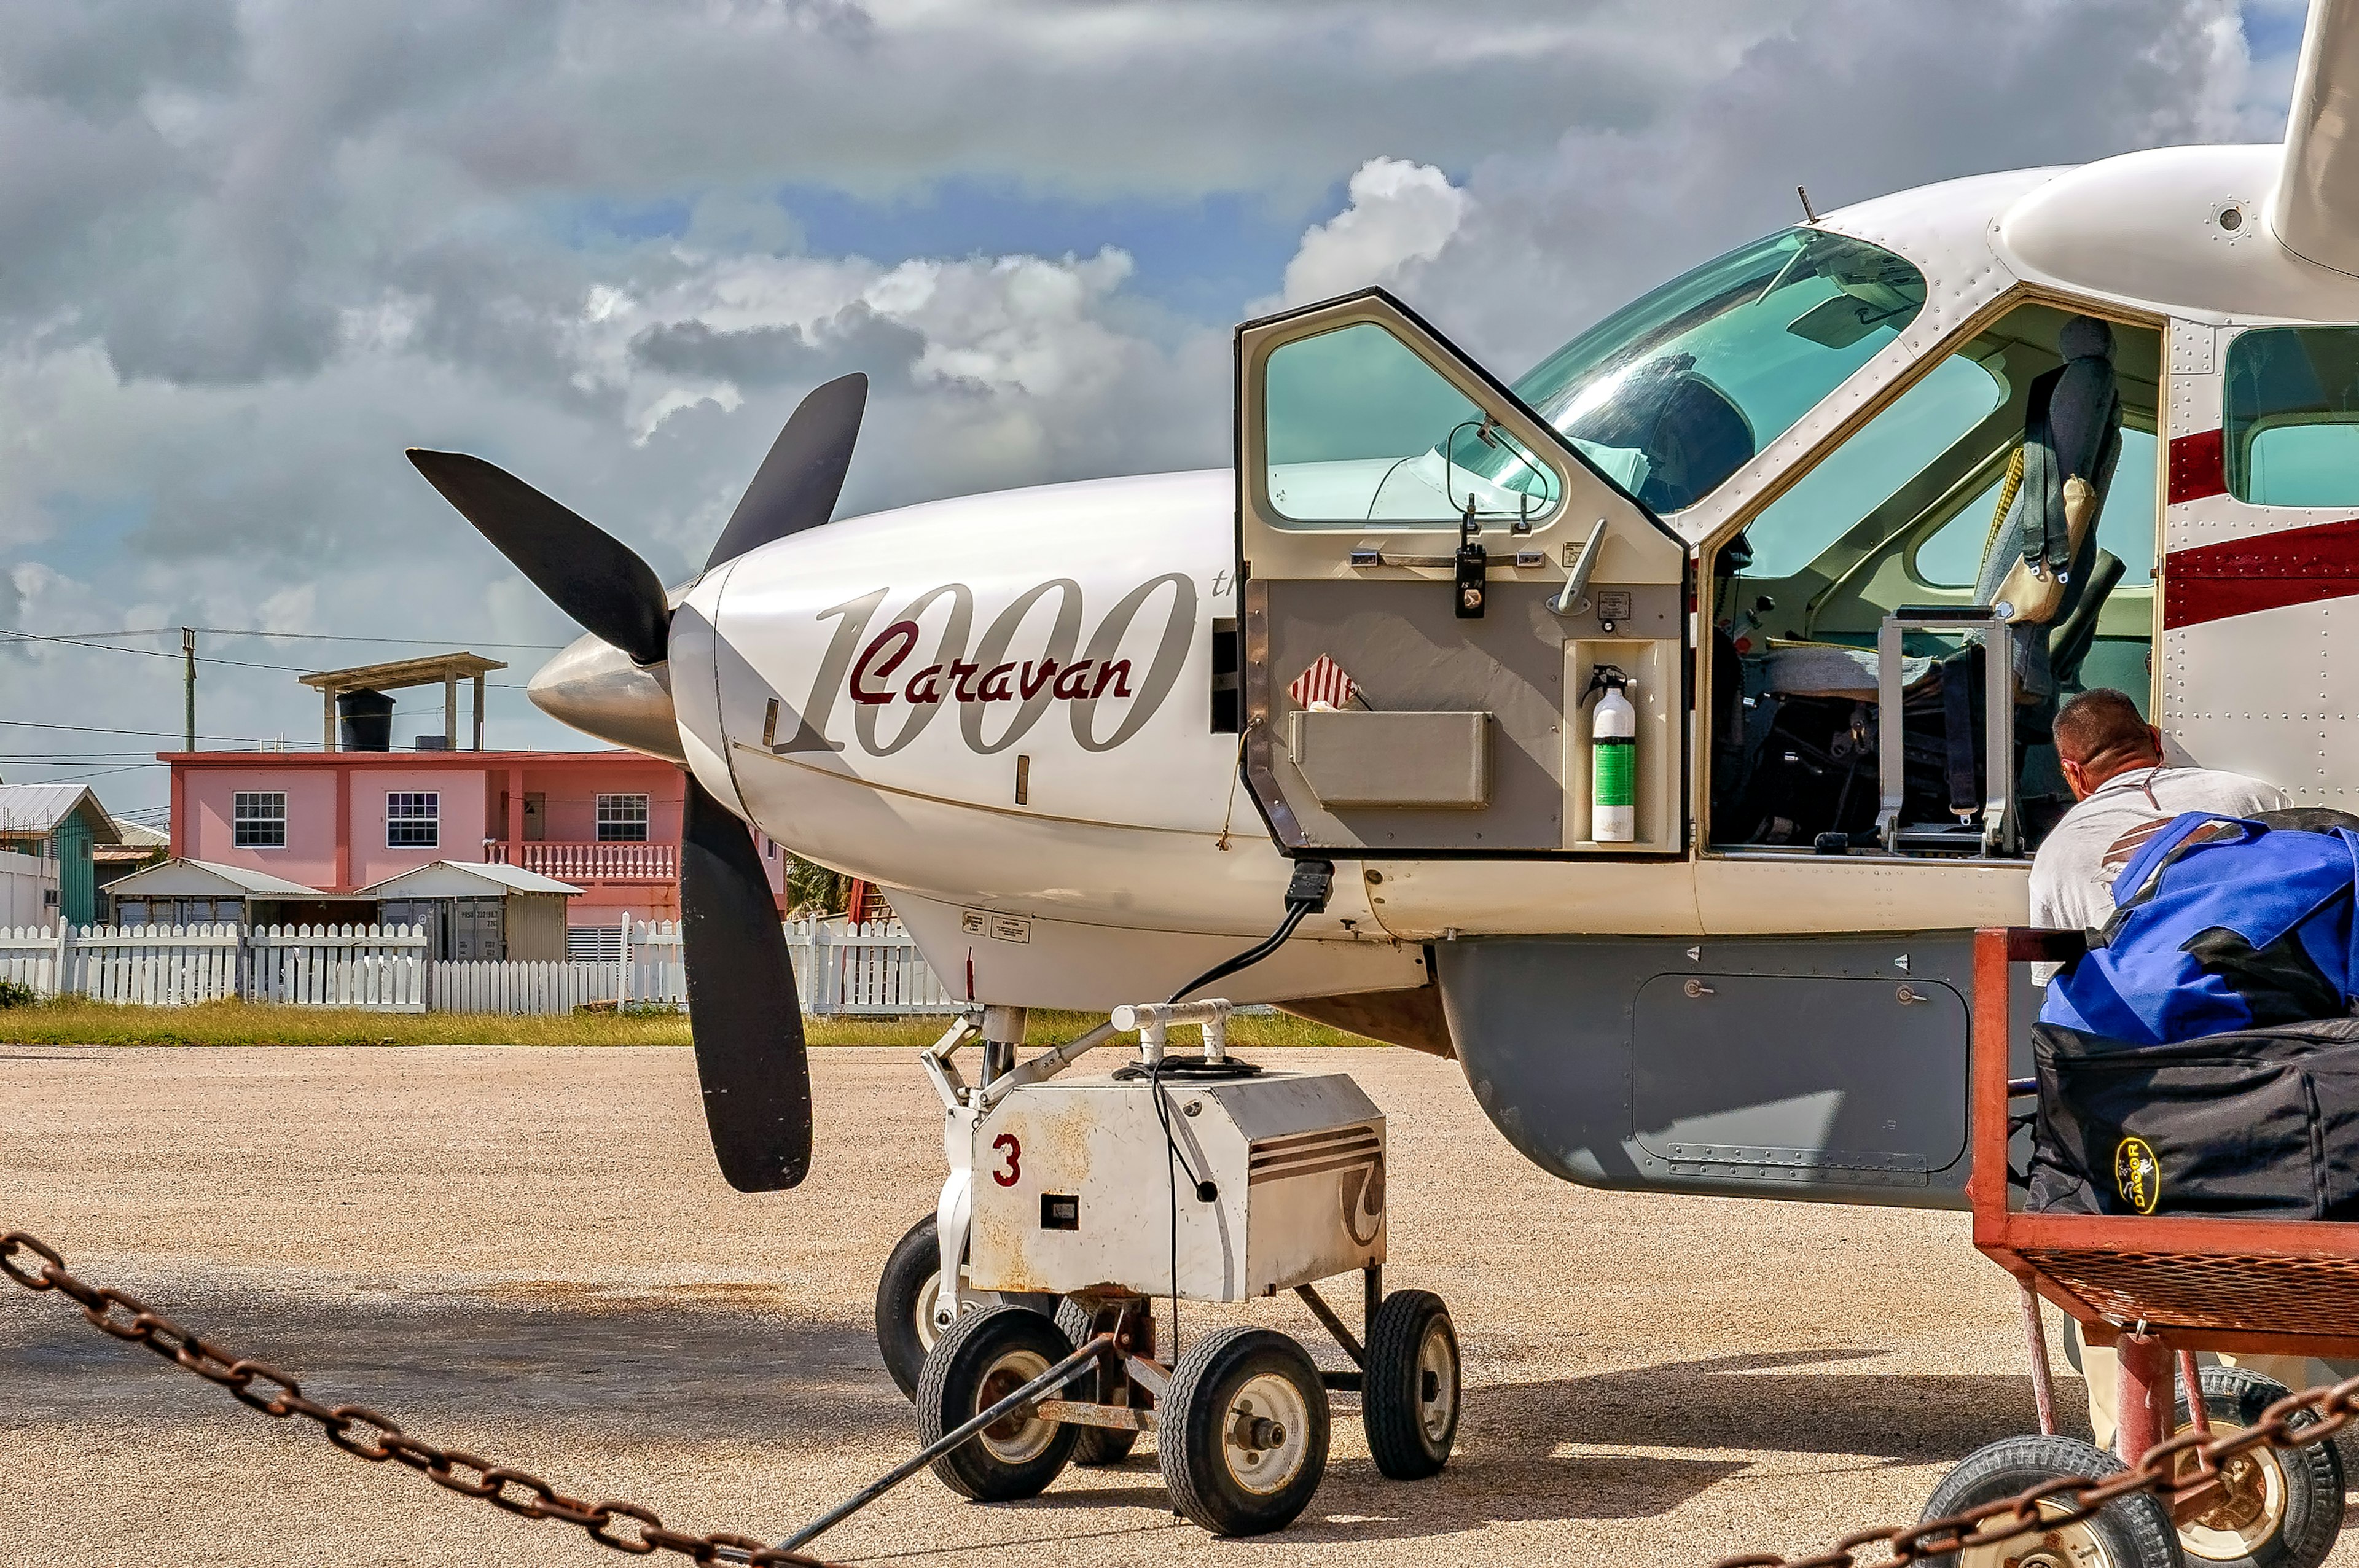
[1944,928,2358,1567]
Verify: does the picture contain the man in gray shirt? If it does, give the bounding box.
[2028,687,2312,1444]
[2030,688,2287,937]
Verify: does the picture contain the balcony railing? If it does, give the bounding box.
[483,839,678,883]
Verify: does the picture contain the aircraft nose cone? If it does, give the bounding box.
[527,633,684,763]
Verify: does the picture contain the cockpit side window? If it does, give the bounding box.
[1510,228,1928,515]
[2224,326,2359,506]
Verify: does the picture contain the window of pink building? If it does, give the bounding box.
[595,793,649,842]
[233,792,286,849]
[386,792,440,848]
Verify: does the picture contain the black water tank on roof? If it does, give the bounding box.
[337,688,394,752]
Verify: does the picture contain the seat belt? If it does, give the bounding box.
[1941,652,1978,821]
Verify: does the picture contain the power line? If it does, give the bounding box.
[0,762,167,782]
[0,718,318,744]
[0,625,566,650]
[194,627,568,650]
[0,630,310,673]
[2,631,539,687]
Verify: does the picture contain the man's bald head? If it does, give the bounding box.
[2054,688,2162,798]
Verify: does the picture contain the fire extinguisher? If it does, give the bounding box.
[1582,664,1636,843]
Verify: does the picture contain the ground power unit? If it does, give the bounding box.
[883,1001,1462,1537]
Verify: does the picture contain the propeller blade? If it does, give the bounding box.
[407,448,672,666]
[679,774,812,1191]
[702,372,867,571]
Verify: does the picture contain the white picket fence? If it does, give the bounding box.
[612,918,960,1016]
[246,925,428,1011]
[0,917,958,1018]
[0,923,426,1011]
[430,959,622,1016]
[789,917,961,1015]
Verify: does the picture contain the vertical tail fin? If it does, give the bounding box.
[2273,0,2359,277]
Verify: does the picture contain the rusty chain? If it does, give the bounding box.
[2,1231,836,1567]
[1712,1365,2359,1567]
[28,1220,2359,1568]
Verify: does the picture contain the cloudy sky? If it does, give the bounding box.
[0,0,2312,825]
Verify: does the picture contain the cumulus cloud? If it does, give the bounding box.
[0,0,2300,815]
[1278,158,1471,308]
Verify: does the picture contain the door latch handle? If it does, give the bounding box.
[1683,978,1714,999]
[1896,985,1927,1005]
[1551,520,1608,617]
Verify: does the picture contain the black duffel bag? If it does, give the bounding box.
[2028,1018,2359,1219]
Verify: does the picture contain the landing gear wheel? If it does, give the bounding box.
[1160,1326,1329,1536]
[1922,1434,2183,1567]
[875,1213,946,1399]
[916,1304,1078,1502]
[1055,1297,1143,1467]
[1362,1289,1459,1479]
[2172,1365,2344,1568]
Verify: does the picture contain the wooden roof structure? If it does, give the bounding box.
[297,652,509,752]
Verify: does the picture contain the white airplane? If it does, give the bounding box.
[409,0,2359,1233]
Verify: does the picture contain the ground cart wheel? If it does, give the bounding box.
[2170,1365,2344,1568]
[875,1213,948,1399]
[1361,1289,1459,1480]
[1160,1326,1329,1536]
[1054,1297,1142,1467]
[1922,1434,2182,1568]
[917,1304,1078,1502]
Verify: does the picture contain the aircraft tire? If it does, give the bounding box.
[917,1304,1078,1502]
[874,1212,948,1399]
[1920,1433,2181,1567]
[2171,1365,2343,1568]
[1361,1289,1460,1480]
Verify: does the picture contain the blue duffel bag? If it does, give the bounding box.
[2044,809,2359,1047]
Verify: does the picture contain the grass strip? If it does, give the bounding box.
[0,999,1380,1050]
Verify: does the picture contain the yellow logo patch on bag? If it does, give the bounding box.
[2114,1136,2161,1214]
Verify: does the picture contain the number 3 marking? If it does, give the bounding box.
[991,1133,1022,1187]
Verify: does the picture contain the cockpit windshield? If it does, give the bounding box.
[1473,228,1928,515]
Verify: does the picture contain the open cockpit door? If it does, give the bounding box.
[1235,290,1688,856]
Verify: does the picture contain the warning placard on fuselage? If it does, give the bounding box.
[960,908,1031,943]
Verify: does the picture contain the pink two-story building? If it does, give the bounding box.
[162,652,788,941]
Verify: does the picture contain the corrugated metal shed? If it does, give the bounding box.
[107,859,327,899]
[358,861,582,899]
[0,784,123,924]
[361,860,580,962]
[0,784,123,844]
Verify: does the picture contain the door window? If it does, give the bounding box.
[1262,321,1562,528]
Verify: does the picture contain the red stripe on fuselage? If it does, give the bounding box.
[2168,429,2226,505]
[2164,514,2359,629]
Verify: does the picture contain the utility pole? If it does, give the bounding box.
[181,628,196,751]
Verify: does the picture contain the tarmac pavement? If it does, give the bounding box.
[6,1042,2350,1566]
